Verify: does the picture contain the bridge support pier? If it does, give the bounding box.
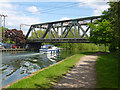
[26,42,41,52]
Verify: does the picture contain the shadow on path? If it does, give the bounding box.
[53,54,98,88]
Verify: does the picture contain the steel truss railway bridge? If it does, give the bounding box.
[25,16,100,50]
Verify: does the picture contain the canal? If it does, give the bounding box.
[1,50,87,87]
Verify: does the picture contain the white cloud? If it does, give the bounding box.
[60,17,70,20]
[78,0,110,15]
[26,6,40,14]
[6,14,41,34]
[0,1,41,34]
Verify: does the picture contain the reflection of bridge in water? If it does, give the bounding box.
[25,16,100,50]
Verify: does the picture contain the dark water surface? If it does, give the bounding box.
[1,50,87,87]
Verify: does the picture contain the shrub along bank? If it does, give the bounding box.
[54,43,108,52]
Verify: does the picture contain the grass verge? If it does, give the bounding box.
[96,52,119,88]
[8,54,85,88]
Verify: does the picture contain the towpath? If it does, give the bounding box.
[53,53,99,88]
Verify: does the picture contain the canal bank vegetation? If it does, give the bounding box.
[8,54,85,88]
[96,52,119,88]
[54,43,108,52]
[90,2,120,88]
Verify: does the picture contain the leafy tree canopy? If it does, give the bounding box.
[89,19,113,44]
[89,1,120,52]
[5,29,26,45]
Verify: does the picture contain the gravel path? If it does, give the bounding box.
[53,54,98,88]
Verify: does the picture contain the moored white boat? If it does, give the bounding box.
[39,45,59,53]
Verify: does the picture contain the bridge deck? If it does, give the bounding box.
[27,38,90,43]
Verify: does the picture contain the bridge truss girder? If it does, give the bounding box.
[26,16,100,43]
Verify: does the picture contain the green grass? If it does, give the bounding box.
[8,54,85,88]
[96,52,119,88]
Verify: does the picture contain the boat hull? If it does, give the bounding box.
[39,49,59,53]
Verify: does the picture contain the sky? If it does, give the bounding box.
[0,0,110,35]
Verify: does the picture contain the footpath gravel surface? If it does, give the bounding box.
[53,53,98,88]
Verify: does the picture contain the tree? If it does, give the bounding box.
[5,29,26,45]
[2,26,8,32]
[89,1,120,52]
[107,2,120,52]
[89,20,113,44]
[1,26,8,43]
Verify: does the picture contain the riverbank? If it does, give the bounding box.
[95,52,119,88]
[54,53,99,88]
[0,48,26,52]
[4,51,118,89]
[6,53,85,88]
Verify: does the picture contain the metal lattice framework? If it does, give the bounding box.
[26,16,100,43]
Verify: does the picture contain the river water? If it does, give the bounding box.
[0,50,86,87]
